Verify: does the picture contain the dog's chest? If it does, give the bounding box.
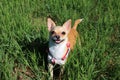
[49,42,67,59]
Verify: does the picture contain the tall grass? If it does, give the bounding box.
[0,0,120,80]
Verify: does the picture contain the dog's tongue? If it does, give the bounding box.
[55,40,61,44]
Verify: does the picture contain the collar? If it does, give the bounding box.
[61,42,70,60]
[48,42,70,64]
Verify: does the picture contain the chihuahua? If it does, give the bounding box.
[47,18,82,79]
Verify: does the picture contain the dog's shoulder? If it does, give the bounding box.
[68,29,79,49]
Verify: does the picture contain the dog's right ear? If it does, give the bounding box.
[63,19,71,32]
[47,18,56,31]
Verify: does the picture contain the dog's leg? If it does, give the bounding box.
[48,63,53,79]
[59,65,65,80]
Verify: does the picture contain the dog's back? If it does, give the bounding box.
[68,19,82,49]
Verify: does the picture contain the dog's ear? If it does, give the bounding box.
[63,19,71,32]
[47,18,56,31]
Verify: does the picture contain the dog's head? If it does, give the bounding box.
[47,18,71,44]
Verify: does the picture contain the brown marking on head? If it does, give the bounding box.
[47,18,71,44]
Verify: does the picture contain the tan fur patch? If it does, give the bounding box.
[68,28,78,49]
[68,19,82,50]
[51,26,69,40]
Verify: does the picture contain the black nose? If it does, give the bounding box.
[55,35,60,39]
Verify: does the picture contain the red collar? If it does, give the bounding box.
[61,42,70,60]
[48,42,70,64]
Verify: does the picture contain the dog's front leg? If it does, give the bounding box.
[59,65,65,79]
[48,63,54,79]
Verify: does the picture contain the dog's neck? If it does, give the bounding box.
[49,38,68,59]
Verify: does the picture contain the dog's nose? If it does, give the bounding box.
[55,35,60,39]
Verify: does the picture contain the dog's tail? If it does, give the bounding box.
[73,19,83,29]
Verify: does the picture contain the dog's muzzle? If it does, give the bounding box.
[52,35,65,44]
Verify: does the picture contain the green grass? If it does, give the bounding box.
[0,0,120,80]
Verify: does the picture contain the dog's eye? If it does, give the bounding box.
[51,31,55,34]
[61,31,66,35]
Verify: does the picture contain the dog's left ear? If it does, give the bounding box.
[47,18,56,31]
[63,19,71,32]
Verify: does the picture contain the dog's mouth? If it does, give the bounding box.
[52,39,65,44]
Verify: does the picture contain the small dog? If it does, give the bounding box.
[47,18,82,79]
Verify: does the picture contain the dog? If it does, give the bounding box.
[47,18,82,79]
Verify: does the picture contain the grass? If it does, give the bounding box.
[0,0,120,80]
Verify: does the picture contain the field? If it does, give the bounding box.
[0,0,120,80]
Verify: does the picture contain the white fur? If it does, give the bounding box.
[48,38,68,65]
